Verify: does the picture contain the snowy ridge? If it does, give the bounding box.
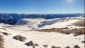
[7,16,84,31]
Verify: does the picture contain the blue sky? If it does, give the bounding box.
[0,0,84,14]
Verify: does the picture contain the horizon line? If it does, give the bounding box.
[0,12,84,14]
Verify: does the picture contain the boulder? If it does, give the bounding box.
[13,35,27,42]
[25,41,34,46]
[43,45,48,48]
[52,46,61,48]
[82,41,85,43]
[25,41,35,48]
[65,46,70,48]
[74,45,80,48]
[35,44,39,46]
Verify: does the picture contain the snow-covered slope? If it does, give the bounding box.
[40,18,82,29]
[0,27,84,48]
[7,16,84,31]
[0,16,84,48]
[12,18,46,30]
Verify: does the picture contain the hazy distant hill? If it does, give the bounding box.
[0,13,84,25]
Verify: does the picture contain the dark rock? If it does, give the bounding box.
[25,41,33,46]
[13,35,26,42]
[43,45,48,48]
[82,41,85,43]
[35,44,39,46]
[62,27,69,29]
[52,46,61,48]
[2,32,11,36]
[74,45,80,48]
[65,46,70,48]
[64,32,70,34]
[25,41,35,48]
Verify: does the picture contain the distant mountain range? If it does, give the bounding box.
[0,13,84,25]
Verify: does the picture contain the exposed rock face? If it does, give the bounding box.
[38,28,85,36]
[0,35,4,48]
[25,41,35,48]
[74,45,80,48]
[25,41,34,46]
[13,35,27,42]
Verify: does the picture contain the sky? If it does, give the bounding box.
[0,0,84,14]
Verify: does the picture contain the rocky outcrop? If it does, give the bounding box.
[13,35,27,42]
